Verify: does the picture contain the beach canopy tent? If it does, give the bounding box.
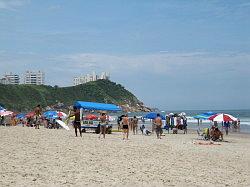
[208,113,237,122]
[193,112,217,120]
[74,101,122,111]
[144,112,166,120]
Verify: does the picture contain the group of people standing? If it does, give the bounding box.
[117,115,139,140]
[164,114,188,134]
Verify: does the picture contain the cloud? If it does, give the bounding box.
[0,0,29,10]
[52,51,250,77]
[1,50,250,87]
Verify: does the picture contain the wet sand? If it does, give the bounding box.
[0,126,250,187]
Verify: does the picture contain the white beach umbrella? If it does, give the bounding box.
[179,112,186,116]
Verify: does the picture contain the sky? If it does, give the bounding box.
[0,0,250,110]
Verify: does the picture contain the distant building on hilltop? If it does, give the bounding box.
[24,71,45,85]
[0,72,20,85]
[74,72,110,86]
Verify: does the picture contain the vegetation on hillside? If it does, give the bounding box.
[0,80,146,112]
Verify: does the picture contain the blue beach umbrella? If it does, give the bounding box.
[43,111,58,118]
[16,113,26,119]
[193,111,217,120]
[144,112,165,120]
[0,105,5,111]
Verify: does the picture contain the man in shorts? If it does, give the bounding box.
[155,114,163,139]
[68,106,82,137]
[122,114,129,140]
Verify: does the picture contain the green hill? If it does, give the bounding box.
[0,80,151,112]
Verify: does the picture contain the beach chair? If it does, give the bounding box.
[197,128,210,140]
[197,129,204,140]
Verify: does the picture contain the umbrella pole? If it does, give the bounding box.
[198,119,200,131]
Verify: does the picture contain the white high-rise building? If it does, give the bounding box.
[100,72,110,80]
[0,72,20,85]
[24,71,45,85]
[0,77,11,85]
[73,72,110,86]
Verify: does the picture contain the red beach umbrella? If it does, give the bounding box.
[85,114,98,120]
[208,113,237,122]
[57,111,67,118]
[25,111,35,118]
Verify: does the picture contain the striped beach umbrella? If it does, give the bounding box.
[208,113,237,122]
[0,110,13,116]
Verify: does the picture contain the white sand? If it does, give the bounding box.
[0,126,250,187]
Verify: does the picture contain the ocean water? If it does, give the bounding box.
[113,109,250,133]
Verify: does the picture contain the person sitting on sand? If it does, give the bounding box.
[155,114,163,139]
[99,113,107,139]
[211,127,223,141]
[68,106,82,137]
[122,114,129,140]
[140,124,151,135]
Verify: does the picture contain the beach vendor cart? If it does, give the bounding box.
[74,101,122,134]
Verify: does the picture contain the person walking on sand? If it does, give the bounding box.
[99,113,107,139]
[34,104,42,129]
[224,121,230,135]
[68,106,82,137]
[132,116,138,135]
[155,114,163,139]
[122,114,129,140]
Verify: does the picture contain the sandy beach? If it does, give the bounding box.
[0,126,250,187]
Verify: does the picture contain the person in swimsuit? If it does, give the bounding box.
[122,114,129,140]
[99,113,107,139]
[68,106,82,137]
[155,114,163,139]
[34,104,42,129]
[132,116,138,135]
